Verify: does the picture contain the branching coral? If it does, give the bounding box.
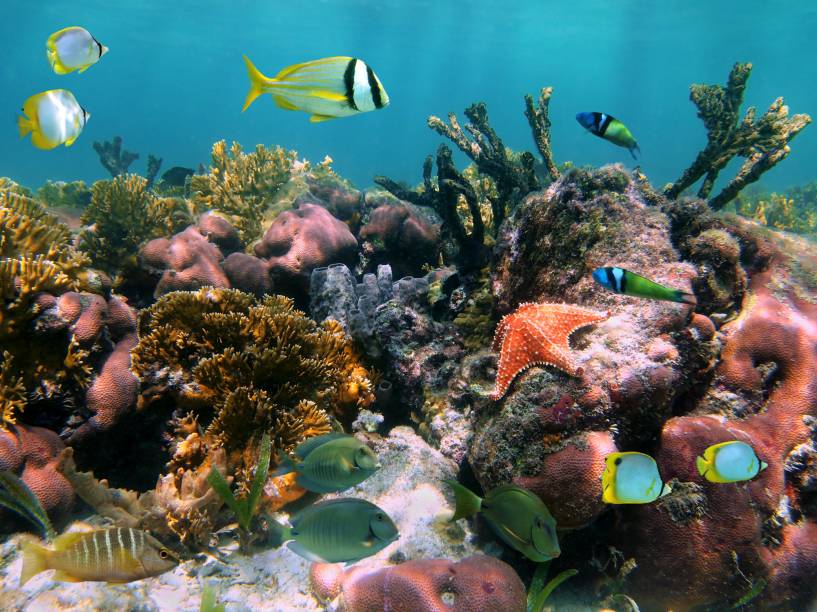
[664,62,811,209]
[131,288,373,485]
[731,183,817,237]
[78,174,191,277]
[93,136,139,177]
[190,140,296,245]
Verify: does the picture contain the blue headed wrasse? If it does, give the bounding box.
[602,452,671,504]
[576,112,640,159]
[47,27,108,74]
[592,267,696,306]
[696,440,768,483]
[242,55,389,123]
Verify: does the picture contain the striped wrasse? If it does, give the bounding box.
[20,527,179,585]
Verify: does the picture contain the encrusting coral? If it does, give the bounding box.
[664,62,811,209]
[190,140,296,245]
[131,287,374,489]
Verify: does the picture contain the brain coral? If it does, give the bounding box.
[131,287,374,484]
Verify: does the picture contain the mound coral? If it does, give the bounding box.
[131,287,373,486]
[311,555,526,612]
[190,140,296,245]
[664,62,811,209]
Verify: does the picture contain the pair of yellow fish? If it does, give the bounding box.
[603,440,767,504]
[18,26,108,150]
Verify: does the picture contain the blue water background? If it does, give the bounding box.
[1,0,815,195]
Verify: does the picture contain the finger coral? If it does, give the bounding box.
[190,140,296,245]
[131,287,373,487]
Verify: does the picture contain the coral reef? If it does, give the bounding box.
[664,62,811,209]
[93,136,139,177]
[311,555,526,611]
[190,140,296,245]
[731,181,817,237]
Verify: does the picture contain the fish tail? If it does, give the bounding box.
[20,537,50,586]
[242,54,272,112]
[272,450,296,476]
[444,480,482,521]
[265,518,291,549]
[676,290,697,306]
[629,143,640,160]
[17,115,32,138]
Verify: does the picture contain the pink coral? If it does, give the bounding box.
[0,425,74,522]
[310,556,526,612]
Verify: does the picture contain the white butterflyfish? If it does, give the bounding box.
[242,55,389,123]
[47,26,109,74]
[18,90,90,150]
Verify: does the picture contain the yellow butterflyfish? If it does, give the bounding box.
[602,451,672,504]
[18,90,89,150]
[242,55,389,123]
[696,440,767,483]
[47,26,108,74]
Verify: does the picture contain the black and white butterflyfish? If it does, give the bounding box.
[576,111,640,159]
[242,55,389,123]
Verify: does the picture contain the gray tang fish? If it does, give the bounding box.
[267,498,398,564]
[276,432,380,493]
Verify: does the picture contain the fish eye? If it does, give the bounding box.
[614,457,622,465]
[376,513,384,521]
[159,549,169,559]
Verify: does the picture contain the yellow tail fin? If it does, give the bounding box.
[20,537,50,586]
[17,115,32,138]
[242,54,272,112]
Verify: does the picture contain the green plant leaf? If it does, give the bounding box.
[531,568,578,612]
[0,471,55,540]
[244,433,271,531]
[207,466,244,522]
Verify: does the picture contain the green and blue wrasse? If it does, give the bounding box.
[593,267,697,305]
[275,432,380,493]
[696,440,768,483]
[266,498,398,564]
[47,26,108,74]
[18,89,89,150]
[576,112,640,159]
[602,452,671,504]
[21,527,179,585]
[445,481,560,562]
[242,55,389,122]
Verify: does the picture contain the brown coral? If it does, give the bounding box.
[311,556,527,611]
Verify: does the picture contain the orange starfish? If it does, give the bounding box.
[490,302,608,400]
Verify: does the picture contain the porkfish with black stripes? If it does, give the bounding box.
[241,55,389,122]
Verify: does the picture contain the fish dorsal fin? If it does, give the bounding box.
[272,95,300,111]
[53,531,87,550]
[295,432,350,459]
[310,114,337,123]
[273,56,353,80]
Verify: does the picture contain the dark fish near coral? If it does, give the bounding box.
[696,440,767,483]
[242,55,389,122]
[602,452,671,504]
[576,111,640,159]
[445,481,560,562]
[276,432,380,493]
[267,498,398,563]
[21,527,179,585]
[160,166,194,187]
[592,267,697,305]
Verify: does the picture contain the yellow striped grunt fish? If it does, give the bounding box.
[241,55,389,122]
[20,527,179,585]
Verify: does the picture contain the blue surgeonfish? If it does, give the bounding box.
[242,55,389,122]
[18,90,89,150]
[46,27,108,74]
[696,441,767,483]
[602,452,671,504]
[593,267,697,305]
[576,112,640,159]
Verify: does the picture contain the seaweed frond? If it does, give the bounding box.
[0,469,56,540]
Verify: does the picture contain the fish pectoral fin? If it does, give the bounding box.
[310,114,337,123]
[78,64,91,73]
[272,95,300,111]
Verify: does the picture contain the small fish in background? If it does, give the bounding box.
[445,481,560,562]
[18,90,89,150]
[576,112,640,159]
[46,26,108,74]
[160,166,195,187]
[592,267,697,305]
[266,498,398,563]
[241,55,389,123]
[275,432,380,493]
[602,452,671,504]
[20,527,179,585]
[696,441,768,483]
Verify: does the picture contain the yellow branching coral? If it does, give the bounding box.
[131,287,372,485]
[78,174,192,277]
[0,352,26,428]
[190,140,296,245]
[733,184,817,237]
